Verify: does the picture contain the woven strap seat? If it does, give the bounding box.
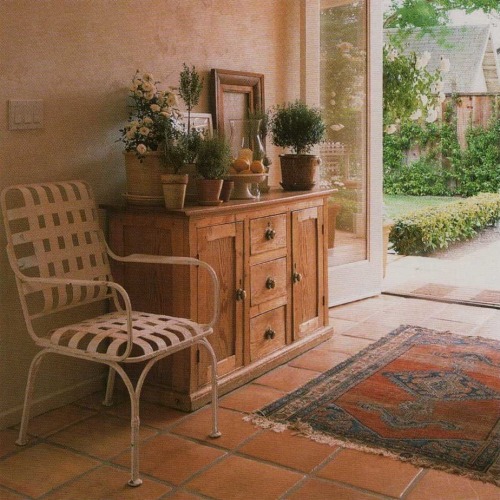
[46,311,211,362]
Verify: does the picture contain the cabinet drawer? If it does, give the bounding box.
[250,257,287,307]
[250,306,286,361]
[250,214,287,255]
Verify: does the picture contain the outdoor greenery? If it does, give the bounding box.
[384,194,454,219]
[384,104,500,196]
[384,0,500,29]
[389,192,500,255]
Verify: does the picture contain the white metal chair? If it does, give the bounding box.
[1,180,221,487]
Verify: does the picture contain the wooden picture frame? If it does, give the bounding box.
[211,69,265,137]
[182,112,213,138]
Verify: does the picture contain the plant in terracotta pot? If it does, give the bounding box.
[195,133,232,205]
[118,70,180,202]
[269,100,326,191]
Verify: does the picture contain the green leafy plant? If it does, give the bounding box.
[389,193,500,255]
[163,64,204,172]
[269,100,326,155]
[196,133,232,180]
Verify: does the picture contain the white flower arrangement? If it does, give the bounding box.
[118,70,181,159]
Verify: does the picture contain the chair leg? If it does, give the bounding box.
[16,350,47,446]
[102,366,116,407]
[109,363,143,487]
[199,338,222,439]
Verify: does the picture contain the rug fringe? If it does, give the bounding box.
[244,413,500,488]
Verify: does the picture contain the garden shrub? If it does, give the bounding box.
[389,193,500,255]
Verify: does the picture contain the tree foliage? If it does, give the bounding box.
[384,0,500,29]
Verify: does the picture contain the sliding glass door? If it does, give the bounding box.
[319,0,383,305]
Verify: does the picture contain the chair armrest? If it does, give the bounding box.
[106,246,220,329]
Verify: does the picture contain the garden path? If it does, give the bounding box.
[383,225,500,306]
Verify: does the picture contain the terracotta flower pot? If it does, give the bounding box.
[279,154,321,191]
[196,179,223,206]
[219,180,234,202]
[161,173,188,210]
[124,151,164,201]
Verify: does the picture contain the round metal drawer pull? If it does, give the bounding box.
[265,277,276,289]
[292,272,302,283]
[264,328,276,340]
[265,227,276,240]
[235,288,247,301]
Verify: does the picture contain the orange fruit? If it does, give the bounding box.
[232,158,250,172]
[250,160,265,173]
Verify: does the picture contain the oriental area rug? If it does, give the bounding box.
[246,325,500,485]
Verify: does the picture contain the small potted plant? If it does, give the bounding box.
[195,133,232,205]
[268,100,326,191]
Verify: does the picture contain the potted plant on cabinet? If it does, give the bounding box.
[268,100,326,191]
[118,70,181,203]
[195,133,232,205]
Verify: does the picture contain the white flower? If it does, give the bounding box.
[136,143,147,155]
[166,93,178,107]
[130,120,139,127]
[439,56,451,73]
[387,48,398,62]
[385,124,397,134]
[160,111,172,118]
[126,129,136,139]
[336,41,353,52]
[419,94,429,106]
[330,99,336,106]
[409,109,422,121]
[144,91,155,101]
[142,73,154,82]
[426,108,438,123]
[143,117,153,125]
[142,81,155,93]
[416,51,431,70]
[135,90,143,98]
[330,124,345,132]
[150,104,161,112]
[139,126,150,136]
[331,91,336,97]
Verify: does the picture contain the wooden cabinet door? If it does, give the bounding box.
[196,222,244,385]
[291,206,326,339]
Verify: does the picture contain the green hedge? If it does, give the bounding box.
[389,193,500,255]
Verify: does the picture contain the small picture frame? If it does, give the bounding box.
[182,112,213,138]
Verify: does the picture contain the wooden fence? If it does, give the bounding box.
[443,93,499,148]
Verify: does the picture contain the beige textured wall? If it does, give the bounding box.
[0,0,301,427]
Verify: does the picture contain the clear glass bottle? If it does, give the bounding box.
[229,119,266,164]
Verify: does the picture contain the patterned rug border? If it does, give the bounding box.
[245,325,500,487]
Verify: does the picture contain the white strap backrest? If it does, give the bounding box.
[1,180,113,317]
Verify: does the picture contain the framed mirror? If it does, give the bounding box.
[211,69,265,137]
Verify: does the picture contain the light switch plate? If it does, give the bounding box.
[8,100,43,130]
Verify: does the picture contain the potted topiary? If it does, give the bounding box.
[195,133,232,205]
[268,100,326,191]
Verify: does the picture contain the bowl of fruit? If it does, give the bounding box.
[227,149,268,199]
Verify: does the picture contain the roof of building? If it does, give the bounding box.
[384,25,495,93]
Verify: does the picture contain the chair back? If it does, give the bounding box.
[1,180,114,323]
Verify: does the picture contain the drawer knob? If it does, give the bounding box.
[264,328,276,340]
[235,288,247,301]
[292,272,302,283]
[265,227,276,240]
[265,277,276,289]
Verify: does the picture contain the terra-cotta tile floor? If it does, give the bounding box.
[1,295,500,499]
